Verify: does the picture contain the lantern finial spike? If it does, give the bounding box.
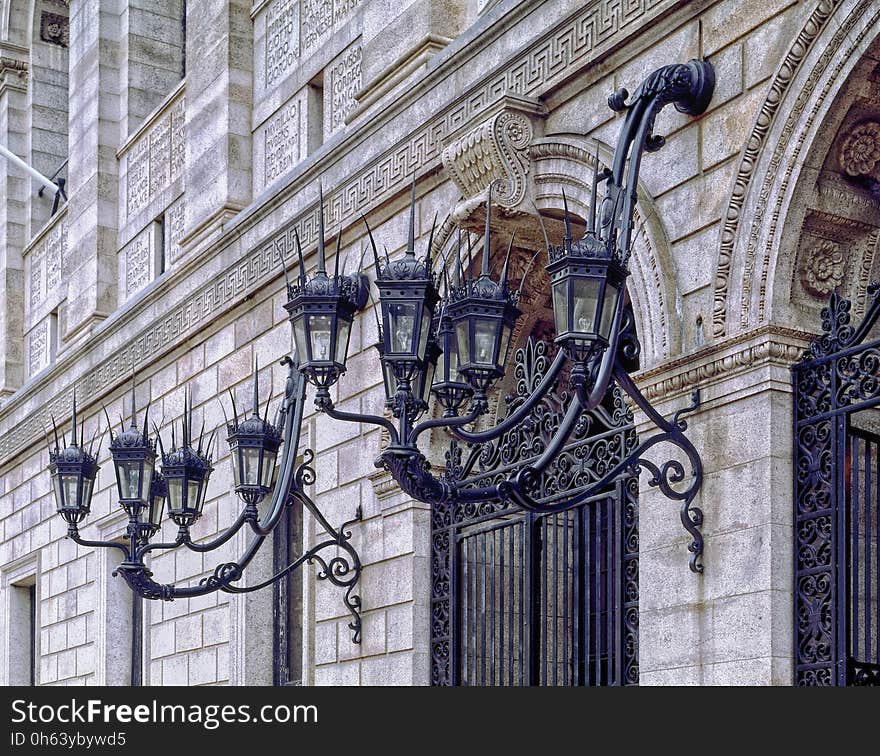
[228,388,239,427]
[407,177,416,256]
[455,228,464,286]
[281,247,292,293]
[562,188,572,245]
[500,232,515,290]
[142,399,150,440]
[71,389,78,447]
[362,215,382,275]
[425,213,437,272]
[130,370,138,429]
[51,415,60,452]
[253,357,260,418]
[317,184,327,274]
[333,231,342,283]
[294,228,307,285]
[589,143,599,235]
[481,183,493,278]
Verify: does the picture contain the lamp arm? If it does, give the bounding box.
[408,400,485,446]
[136,532,187,559]
[66,525,131,558]
[181,508,251,552]
[315,389,400,445]
[452,350,567,444]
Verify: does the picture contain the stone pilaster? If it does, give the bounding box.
[0,53,29,398]
[120,0,184,137]
[63,0,122,348]
[634,327,809,684]
[181,0,253,254]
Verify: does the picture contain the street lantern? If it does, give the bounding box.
[285,187,364,388]
[431,306,472,415]
[108,382,156,522]
[160,393,214,528]
[49,395,99,525]
[447,186,521,392]
[226,363,283,505]
[367,182,440,398]
[547,189,625,364]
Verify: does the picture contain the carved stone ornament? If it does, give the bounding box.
[802,238,846,295]
[839,120,880,177]
[441,96,546,225]
[39,12,69,48]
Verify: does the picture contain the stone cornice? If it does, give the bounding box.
[635,325,813,402]
[0,0,689,468]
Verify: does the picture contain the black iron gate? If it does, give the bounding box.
[793,290,880,685]
[431,339,639,686]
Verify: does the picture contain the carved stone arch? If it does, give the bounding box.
[528,134,679,369]
[711,0,880,338]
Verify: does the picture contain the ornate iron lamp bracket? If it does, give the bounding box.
[60,357,364,643]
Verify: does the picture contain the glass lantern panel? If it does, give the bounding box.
[571,278,602,335]
[388,303,417,354]
[498,323,513,366]
[142,465,153,505]
[336,319,351,364]
[599,283,619,339]
[150,496,165,529]
[261,449,277,488]
[382,360,398,400]
[116,459,142,500]
[242,447,261,487]
[81,478,94,512]
[421,359,436,404]
[52,474,64,511]
[433,349,446,385]
[552,280,569,337]
[230,446,240,487]
[456,321,470,366]
[293,317,309,363]
[473,319,497,366]
[62,475,80,511]
[417,309,432,362]
[187,480,201,513]
[167,478,183,512]
[308,315,333,362]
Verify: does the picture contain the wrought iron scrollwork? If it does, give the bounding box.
[794,284,880,685]
[66,357,364,643]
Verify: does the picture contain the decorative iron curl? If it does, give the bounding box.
[295,447,317,488]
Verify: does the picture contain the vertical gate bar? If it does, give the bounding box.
[499,525,506,686]
[458,528,467,685]
[563,510,570,685]
[836,414,849,686]
[854,434,861,661]
[594,503,602,685]
[520,520,527,686]
[876,435,880,666]
[606,497,614,686]
[615,483,624,686]
[480,530,487,686]
[552,513,559,686]
[866,436,872,663]
[576,505,585,686]
[470,536,477,686]
[530,513,542,686]
[584,503,592,685]
[489,528,496,686]
[541,515,548,686]
[510,523,516,686]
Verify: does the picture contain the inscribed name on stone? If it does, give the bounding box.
[264,0,299,89]
[254,91,307,194]
[325,43,362,139]
[301,0,361,55]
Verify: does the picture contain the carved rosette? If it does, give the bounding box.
[802,239,845,295]
[441,98,546,222]
[839,121,880,177]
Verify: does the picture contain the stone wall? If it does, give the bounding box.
[1,0,872,686]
